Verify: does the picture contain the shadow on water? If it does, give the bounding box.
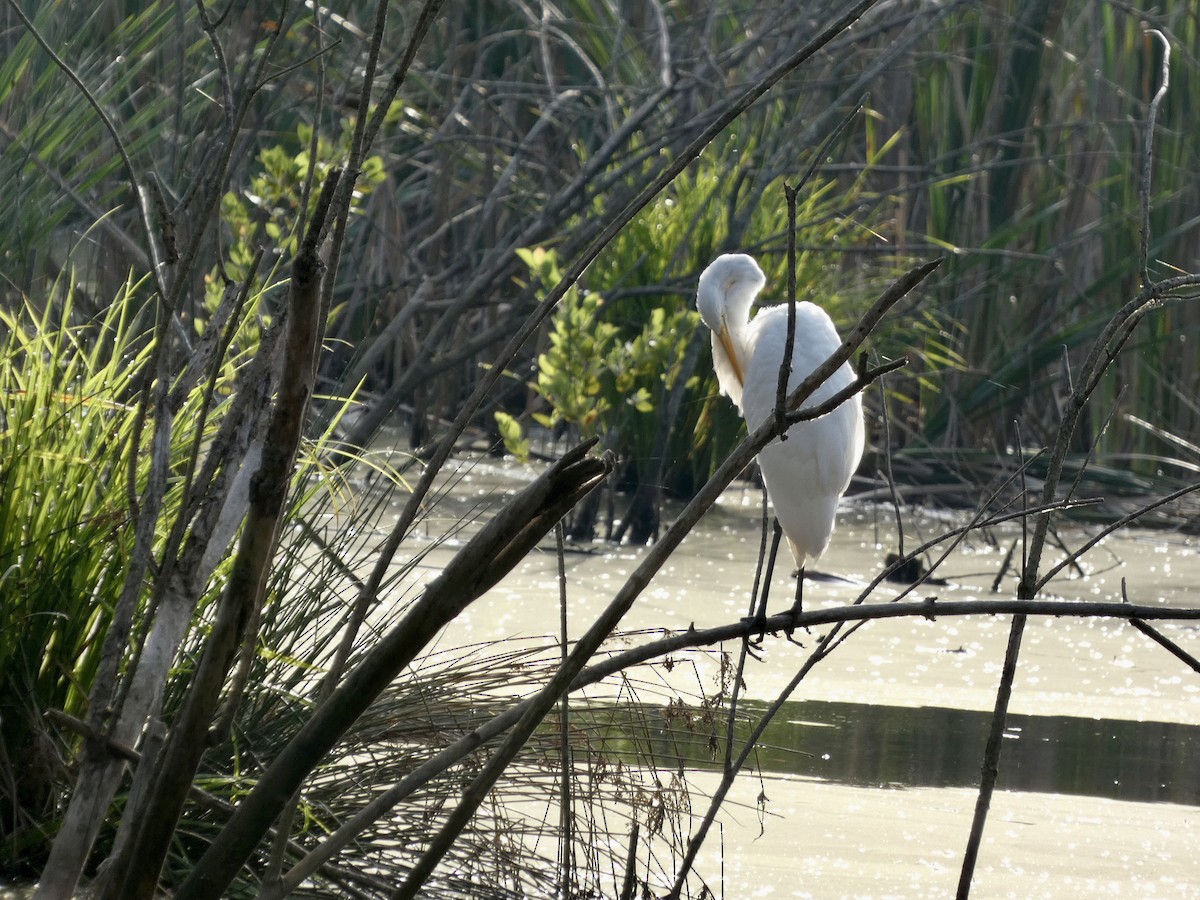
[588,699,1200,806]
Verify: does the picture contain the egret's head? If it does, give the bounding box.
[696,253,766,334]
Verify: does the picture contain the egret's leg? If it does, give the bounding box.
[786,567,805,635]
[744,521,783,644]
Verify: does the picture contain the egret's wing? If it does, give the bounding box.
[740,303,849,427]
[740,302,865,565]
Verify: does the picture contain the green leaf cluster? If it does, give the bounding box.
[210,123,387,340]
[504,129,903,500]
[505,247,703,480]
[518,246,621,439]
[221,123,385,265]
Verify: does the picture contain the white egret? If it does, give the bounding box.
[697,252,864,615]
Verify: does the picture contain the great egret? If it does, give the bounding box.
[697,252,864,616]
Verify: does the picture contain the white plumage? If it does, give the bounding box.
[697,252,864,570]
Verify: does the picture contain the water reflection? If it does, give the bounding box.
[596,699,1200,806]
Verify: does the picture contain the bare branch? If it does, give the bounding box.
[1139,29,1170,285]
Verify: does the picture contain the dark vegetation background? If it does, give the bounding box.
[4,1,1197,515]
[0,0,1197,895]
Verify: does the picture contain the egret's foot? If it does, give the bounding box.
[784,599,802,637]
[740,611,769,648]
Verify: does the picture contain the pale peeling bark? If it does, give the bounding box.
[35,338,279,900]
[98,170,339,900]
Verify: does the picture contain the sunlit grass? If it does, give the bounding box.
[0,279,149,866]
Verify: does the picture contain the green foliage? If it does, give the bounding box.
[511,130,902,499]
[210,125,387,341]
[0,272,373,874]
[903,0,1200,461]
[493,411,529,463]
[0,283,148,859]
[514,244,711,496]
[220,123,385,273]
[518,246,621,439]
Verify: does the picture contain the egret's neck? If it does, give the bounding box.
[696,279,728,336]
[696,253,766,407]
[719,281,759,334]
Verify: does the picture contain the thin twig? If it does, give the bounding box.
[1139,29,1170,285]
[296,1,328,245]
[777,184,797,440]
[1037,481,1200,592]
[956,428,1033,898]
[319,0,447,697]
[1130,620,1200,674]
[667,626,834,898]
[618,822,640,900]
[877,364,905,558]
[775,101,864,438]
[956,609,1025,899]
[1123,579,1200,674]
[556,522,574,896]
[724,501,776,776]
[260,10,333,885]
[959,31,1183,898]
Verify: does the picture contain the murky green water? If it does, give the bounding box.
[584,698,1200,805]
[394,448,1200,776]
[408,450,1200,894]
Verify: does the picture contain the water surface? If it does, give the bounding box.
[587,697,1200,805]
[404,451,1200,894]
